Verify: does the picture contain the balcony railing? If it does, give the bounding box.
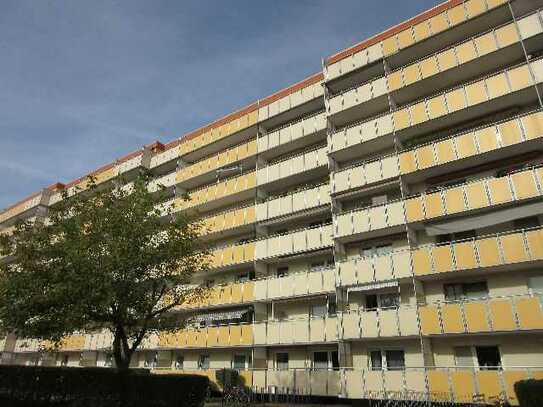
[210,241,255,269]
[256,183,330,222]
[329,58,543,154]
[200,205,256,236]
[255,224,333,260]
[399,110,543,175]
[256,146,328,186]
[332,154,399,194]
[258,81,324,122]
[257,111,326,154]
[420,293,543,335]
[339,306,419,339]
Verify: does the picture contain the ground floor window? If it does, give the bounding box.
[476,346,501,370]
[369,349,405,370]
[275,352,289,370]
[174,354,184,370]
[198,354,210,369]
[233,354,249,370]
[312,351,339,370]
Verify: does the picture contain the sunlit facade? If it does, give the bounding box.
[1,0,543,404]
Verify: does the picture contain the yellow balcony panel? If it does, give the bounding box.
[413,21,431,42]
[382,36,398,57]
[187,330,199,347]
[243,281,255,302]
[526,229,543,259]
[501,233,528,263]
[429,13,449,35]
[498,119,523,146]
[452,371,476,404]
[487,0,507,8]
[475,31,498,56]
[229,325,242,346]
[231,283,242,303]
[464,302,490,332]
[504,371,528,405]
[437,48,458,72]
[397,28,415,50]
[487,177,513,204]
[427,94,448,119]
[420,55,440,79]
[436,138,457,164]
[453,242,478,270]
[399,151,416,174]
[447,4,467,26]
[443,187,466,215]
[495,23,519,48]
[490,299,516,331]
[455,40,478,65]
[413,247,432,276]
[428,370,449,399]
[248,110,258,126]
[405,196,425,222]
[416,145,434,169]
[442,303,464,333]
[485,72,510,99]
[425,192,445,218]
[393,108,411,131]
[466,0,487,17]
[515,297,543,329]
[446,88,467,112]
[387,70,404,92]
[465,182,489,210]
[508,64,533,92]
[218,326,229,346]
[420,305,441,335]
[475,126,499,153]
[476,237,501,267]
[432,244,454,273]
[477,371,502,404]
[512,171,539,200]
[521,111,543,140]
[410,102,428,126]
[465,81,488,106]
[403,64,421,87]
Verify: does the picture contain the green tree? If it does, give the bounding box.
[0,173,209,369]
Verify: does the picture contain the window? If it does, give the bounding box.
[104,353,113,367]
[454,346,474,367]
[362,243,392,257]
[144,352,157,368]
[372,195,388,206]
[236,273,252,283]
[313,352,329,369]
[276,353,289,370]
[476,346,501,370]
[365,293,399,310]
[328,296,337,316]
[276,267,288,278]
[514,216,540,230]
[204,280,215,288]
[311,304,327,318]
[175,354,184,370]
[444,282,488,301]
[385,350,405,370]
[437,230,476,244]
[233,354,247,370]
[198,354,210,369]
[528,276,543,304]
[60,354,69,367]
[370,350,382,370]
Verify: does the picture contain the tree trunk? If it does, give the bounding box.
[112,326,132,371]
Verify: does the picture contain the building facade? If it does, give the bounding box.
[1,0,543,404]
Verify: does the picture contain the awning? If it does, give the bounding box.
[192,309,250,322]
[347,280,399,293]
[425,201,543,236]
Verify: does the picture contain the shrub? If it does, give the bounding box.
[0,365,209,407]
[514,379,543,407]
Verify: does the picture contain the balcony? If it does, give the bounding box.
[209,241,255,270]
[413,227,543,277]
[174,171,256,214]
[329,10,543,126]
[116,153,143,176]
[176,139,257,189]
[256,146,328,189]
[200,205,256,238]
[254,224,333,261]
[148,171,177,192]
[258,111,326,159]
[339,306,419,340]
[0,193,45,224]
[420,293,543,335]
[253,316,338,345]
[256,183,330,223]
[329,58,543,161]
[399,110,543,181]
[326,0,520,84]
[149,145,179,169]
[181,281,255,309]
[332,154,399,195]
[158,323,254,349]
[335,166,543,240]
[178,110,258,160]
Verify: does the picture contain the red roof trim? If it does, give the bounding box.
[259,72,323,107]
[326,0,464,65]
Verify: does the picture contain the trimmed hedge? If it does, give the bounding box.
[515,379,543,407]
[0,365,209,407]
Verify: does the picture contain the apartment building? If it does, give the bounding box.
[1,0,543,404]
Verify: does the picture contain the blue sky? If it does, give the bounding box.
[0,0,442,209]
